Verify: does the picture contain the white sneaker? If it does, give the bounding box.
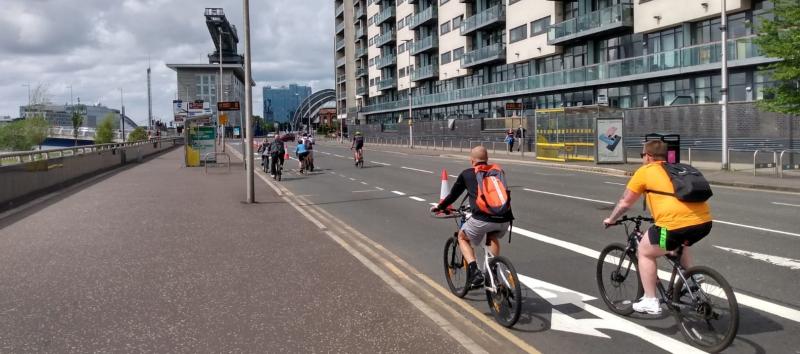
[632,297,662,315]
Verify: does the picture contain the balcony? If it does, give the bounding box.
[337,74,346,83]
[374,7,396,26]
[354,27,366,39]
[548,3,633,45]
[353,6,366,19]
[374,31,396,47]
[460,4,505,35]
[336,4,344,17]
[355,46,368,58]
[335,39,345,51]
[411,64,438,81]
[375,54,397,69]
[336,22,345,34]
[461,43,506,68]
[410,36,438,55]
[360,37,773,114]
[408,7,437,30]
[377,77,397,90]
[356,67,368,78]
[357,85,367,96]
[336,56,346,67]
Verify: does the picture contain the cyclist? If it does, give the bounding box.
[431,146,514,288]
[269,135,285,177]
[350,131,364,165]
[258,138,270,170]
[303,133,315,171]
[603,140,712,315]
[295,137,309,174]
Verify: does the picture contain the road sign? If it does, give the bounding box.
[505,102,523,110]
[217,101,241,111]
[219,113,228,125]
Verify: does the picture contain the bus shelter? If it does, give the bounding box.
[534,106,624,163]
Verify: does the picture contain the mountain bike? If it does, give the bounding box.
[597,215,739,353]
[352,147,364,168]
[433,198,522,328]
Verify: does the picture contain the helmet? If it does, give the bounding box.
[355,131,362,136]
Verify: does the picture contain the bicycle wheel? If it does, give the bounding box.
[485,256,522,327]
[443,237,469,298]
[596,243,644,316]
[672,266,739,353]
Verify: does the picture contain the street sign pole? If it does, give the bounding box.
[243,0,254,203]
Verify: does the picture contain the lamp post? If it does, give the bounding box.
[119,88,125,142]
[243,0,255,203]
[402,38,414,149]
[218,26,226,152]
[720,0,729,170]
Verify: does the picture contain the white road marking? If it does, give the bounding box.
[409,196,426,202]
[772,202,800,208]
[349,178,356,181]
[518,275,703,352]
[523,188,615,205]
[352,190,378,193]
[429,202,438,206]
[392,191,406,196]
[375,187,385,191]
[714,220,800,238]
[715,245,800,270]
[370,161,391,166]
[361,181,368,185]
[333,154,345,158]
[604,181,626,186]
[449,175,458,178]
[402,166,434,174]
[511,226,800,323]
[384,151,408,156]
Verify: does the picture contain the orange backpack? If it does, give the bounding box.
[474,164,511,216]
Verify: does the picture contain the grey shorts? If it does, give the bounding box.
[460,218,509,246]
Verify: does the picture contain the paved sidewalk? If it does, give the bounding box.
[321,139,800,193]
[0,148,461,353]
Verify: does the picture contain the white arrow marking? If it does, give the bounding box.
[715,245,800,270]
[517,274,703,353]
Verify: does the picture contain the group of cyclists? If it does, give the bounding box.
[433,139,714,317]
[258,132,317,178]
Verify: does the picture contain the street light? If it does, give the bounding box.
[243,0,255,203]
[402,38,414,149]
[720,0,730,170]
[119,88,126,142]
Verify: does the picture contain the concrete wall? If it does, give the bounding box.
[0,138,183,211]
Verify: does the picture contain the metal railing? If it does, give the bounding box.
[336,56,346,67]
[411,64,438,81]
[335,4,344,16]
[460,4,505,35]
[410,35,438,55]
[377,77,397,90]
[336,21,345,33]
[374,30,396,47]
[374,7,396,25]
[355,46,368,58]
[335,39,345,51]
[461,43,506,68]
[548,3,633,44]
[0,137,182,167]
[362,36,768,113]
[354,27,366,39]
[375,54,397,69]
[354,6,366,19]
[408,6,437,30]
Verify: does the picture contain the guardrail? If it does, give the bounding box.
[204,152,231,174]
[0,137,182,167]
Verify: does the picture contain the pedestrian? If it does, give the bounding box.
[505,129,515,152]
[515,125,525,152]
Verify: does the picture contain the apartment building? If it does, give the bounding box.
[334,0,777,125]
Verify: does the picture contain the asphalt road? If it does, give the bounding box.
[262,140,800,354]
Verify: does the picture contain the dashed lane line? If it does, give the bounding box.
[523,188,615,205]
[361,181,368,185]
[375,187,385,191]
[772,201,800,208]
[603,181,626,186]
[370,161,391,166]
[392,191,406,196]
[402,166,434,174]
[409,196,426,202]
[349,178,356,181]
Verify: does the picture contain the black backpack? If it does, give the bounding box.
[648,163,713,202]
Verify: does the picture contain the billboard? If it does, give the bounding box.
[596,117,625,164]
[173,100,188,122]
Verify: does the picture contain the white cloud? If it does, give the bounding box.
[0,0,334,124]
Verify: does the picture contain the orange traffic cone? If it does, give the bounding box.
[439,169,450,205]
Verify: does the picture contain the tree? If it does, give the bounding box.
[754,0,800,114]
[127,127,148,142]
[70,104,85,146]
[0,120,32,151]
[25,115,49,150]
[95,114,115,144]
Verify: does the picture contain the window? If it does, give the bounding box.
[398,42,405,53]
[398,18,405,29]
[647,26,683,52]
[441,51,452,64]
[729,72,748,102]
[509,24,527,43]
[440,21,451,35]
[399,67,406,78]
[452,15,463,29]
[755,70,775,100]
[452,47,464,60]
[530,16,550,36]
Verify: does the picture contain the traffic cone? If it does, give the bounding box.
[439,169,449,205]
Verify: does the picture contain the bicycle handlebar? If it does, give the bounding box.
[429,205,469,219]
[609,215,654,226]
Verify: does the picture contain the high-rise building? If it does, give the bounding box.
[336,0,778,125]
[263,84,312,123]
[19,104,138,130]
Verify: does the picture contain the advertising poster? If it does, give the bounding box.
[186,125,216,166]
[173,100,187,123]
[596,118,625,164]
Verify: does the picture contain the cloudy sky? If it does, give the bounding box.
[0,0,334,125]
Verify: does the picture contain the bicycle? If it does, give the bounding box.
[271,155,282,181]
[433,198,522,328]
[352,148,364,168]
[597,215,739,353]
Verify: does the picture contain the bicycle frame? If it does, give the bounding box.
[455,210,505,294]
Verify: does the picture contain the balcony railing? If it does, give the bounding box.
[361,37,771,113]
[375,54,397,69]
[374,31,396,47]
[354,6,366,19]
[411,64,438,81]
[354,27,366,39]
[377,77,397,90]
[337,74,346,83]
[356,67,368,77]
[335,39,345,51]
[410,35,438,55]
[460,4,505,35]
[548,3,633,45]
[336,56,346,67]
[461,43,506,68]
[335,4,344,17]
[374,7,396,26]
[355,46,368,58]
[408,7,438,30]
[357,85,367,96]
[336,22,345,34]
